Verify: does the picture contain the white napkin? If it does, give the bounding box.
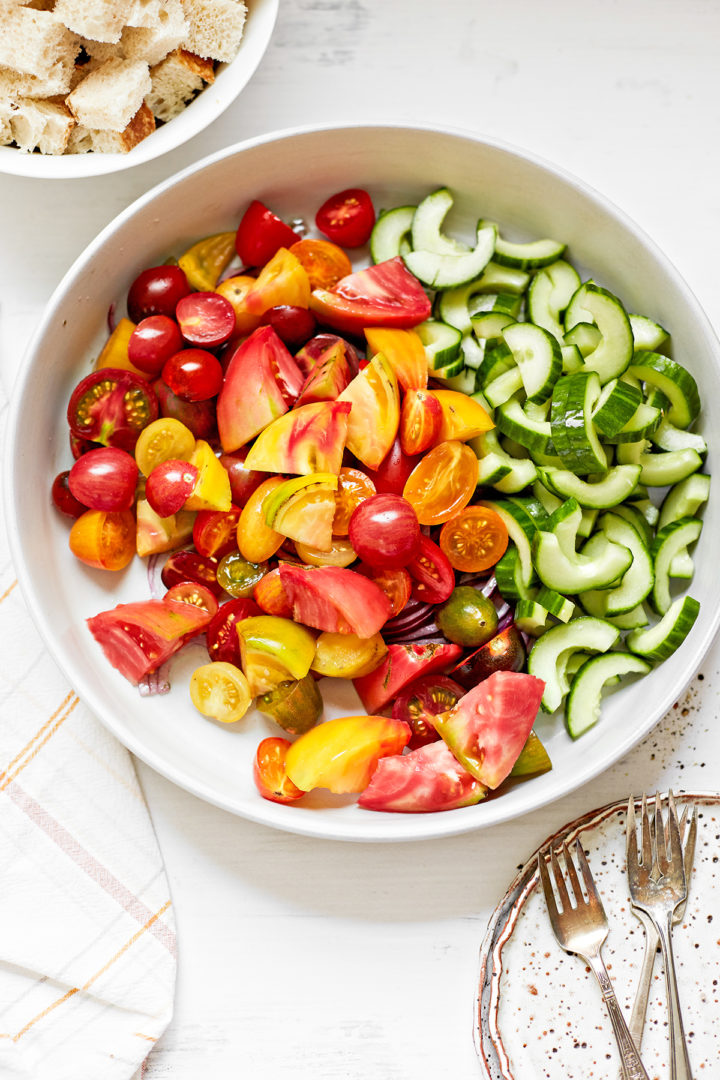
[0,389,176,1079]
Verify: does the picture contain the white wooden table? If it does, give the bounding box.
[2,1,720,1075]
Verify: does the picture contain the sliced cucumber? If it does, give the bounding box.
[478,498,537,587]
[473,429,537,491]
[533,500,632,593]
[535,586,575,623]
[405,223,496,289]
[436,272,526,335]
[477,342,514,388]
[370,206,416,264]
[460,333,486,370]
[527,617,620,713]
[603,401,661,444]
[533,480,562,516]
[650,517,703,614]
[526,259,581,341]
[579,593,650,629]
[550,371,607,474]
[503,322,562,404]
[638,447,703,487]
[592,378,643,438]
[610,502,654,548]
[480,220,566,269]
[626,352,700,429]
[410,188,470,255]
[475,456,512,486]
[565,283,634,383]
[650,417,707,455]
[471,309,517,341]
[416,320,463,370]
[629,313,669,352]
[577,506,599,538]
[658,473,711,531]
[508,494,550,527]
[494,544,535,601]
[537,465,642,509]
[564,321,602,358]
[561,344,584,374]
[443,367,478,394]
[580,511,654,616]
[495,398,551,454]
[429,355,465,381]
[626,596,700,662]
[484,366,524,409]
[515,599,553,637]
[475,262,531,296]
[565,652,651,738]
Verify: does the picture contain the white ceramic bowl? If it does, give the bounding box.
[5,124,720,841]
[0,0,278,178]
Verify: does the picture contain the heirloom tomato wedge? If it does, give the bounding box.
[365,327,428,391]
[243,248,311,316]
[311,630,387,679]
[235,200,299,267]
[289,238,352,290]
[358,740,486,813]
[178,231,236,291]
[278,564,391,638]
[353,642,463,713]
[338,353,400,470]
[237,476,286,563]
[332,467,376,535]
[135,501,195,558]
[400,388,443,455]
[309,257,431,335]
[243,400,350,476]
[285,715,411,794]
[430,389,494,443]
[294,338,352,405]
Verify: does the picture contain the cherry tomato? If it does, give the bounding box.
[215,275,262,338]
[51,470,87,518]
[206,597,261,664]
[235,200,299,267]
[257,675,323,736]
[315,188,376,248]
[348,493,420,570]
[219,449,266,507]
[190,661,252,724]
[192,506,241,559]
[259,305,316,347]
[69,508,135,571]
[289,238,353,290]
[357,565,412,617]
[176,292,236,349]
[127,265,190,323]
[153,378,217,441]
[162,549,222,597]
[67,368,158,453]
[253,737,305,804]
[295,537,357,567]
[436,586,498,647]
[127,315,183,376]
[400,388,443,455]
[69,433,102,460]
[236,476,286,563]
[403,440,478,525]
[164,581,219,617]
[145,458,198,517]
[363,434,420,495]
[67,446,138,512]
[407,535,455,603]
[253,566,293,617]
[391,674,465,750]
[134,417,195,477]
[217,551,268,598]
[161,348,223,402]
[311,630,387,679]
[450,626,526,690]
[332,466,376,535]
[439,505,509,573]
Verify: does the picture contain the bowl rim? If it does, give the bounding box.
[5,121,720,841]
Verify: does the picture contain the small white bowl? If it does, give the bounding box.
[0,0,278,178]
[5,124,720,841]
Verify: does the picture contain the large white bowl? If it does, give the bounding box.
[0,0,278,178]
[5,124,720,841]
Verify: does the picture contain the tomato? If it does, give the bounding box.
[94,317,144,377]
[87,596,212,683]
[127,265,191,323]
[184,440,231,512]
[190,661,252,723]
[219,449,266,507]
[337,353,400,470]
[145,458,198,517]
[285,715,410,794]
[69,508,135,571]
[136,500,196,559]
[450,626,526,690]
[391,674,465,750]
[206,597,261,664]
[430,389,494,444]
[407,535,455,603]
[162,549,222,597]
[192,506,242,559]
[237,476,286,563]
[365,327,428,391]
[348,493,420,570]
[402,440,477,525]
[295,537,357,567]
[439,505,509,572]
[244,248,311,317]
[68,446,138,512]
[310,257,432,335]
[311,630,387,679]
[433,671,545,789]
[357,565,412,617]
[400,389,443,455]
[153,379,217,441]
[134,417,195,477]
[237,615,316,694]
[315,188,376,248]
[235,200,299,266]
[161,348,223,402]
[164,581,219,617]
[353,642,463,713]
[51,470,87,518]
[244,400,351,477]
[128,316,183,376]
[289,238,352,290]
[358,739,486,813]
[217,552,268,598]
[364,434,420,495]
[278,564,391,638]
[253,566,293,617]
[295,338,353,406]
[257,674,323,736]
[67,368,158,454]
[253,737,305,804]
[436,587,498,647]
[215,274,262,337]
[332,467,376,535]
[176,292,236,349]
[295,332,360,379]
[510,730,553,779]
[264,473,339,552]
[259,305,316,347]
[178,231,236,291]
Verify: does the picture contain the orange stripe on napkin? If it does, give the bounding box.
[0,690,77,779]
[0,694,79,790]
[0,579,17,604]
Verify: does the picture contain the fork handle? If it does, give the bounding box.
[655,910,694,1080]
[586,954,650,1080]
[629,910,660,1049]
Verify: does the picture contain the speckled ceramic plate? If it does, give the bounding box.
[475,793,720,1078]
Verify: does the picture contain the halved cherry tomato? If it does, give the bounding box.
[69,508,136,571]
[127,265,190,323]
[309,258,432,335]
[144,458,198,517]
[68,446,138,512]
[134,417,195,477]
[162,549,222,597]
[315,188,376,248]
[332,467,376,535]
[219,449,266,507]
[289,238,353,290]
[178,231,236,291]
[206,597,261,664]
[235,200,299,267]
[190,661,252,723]
[67,368,158,454]
[164,581,219,617]
[439,505,509,572]
[311,630,387,679]
[357,565,412,617]
[295,537,357,567]
[217,552,268,598]
[365,327,428,391]
[193,506,242,559]
[407,535,455,603]
[285,715,410,794]
[403,440,478,525]
[176,292,236,349]
[162,348,223,402]
[128,315,184,377]
[400,389,443,455]
[215,275,262,337]
[253,737,305,804]
[391,675,466,750]
[52,470,87,518]
[353,642,463,713]
[237,476,286,563]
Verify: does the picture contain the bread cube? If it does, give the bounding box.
[147,47,214,122]
[122,0,188,67]
[54,0,133,44]
[8,97,75,153]
[181,0,247,62]
[126,0,164,28]
[0,9,78,78]
[67,57,150,132]
[90,100,155,151]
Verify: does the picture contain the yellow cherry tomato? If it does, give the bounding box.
[134,418,195,477]
[189,662,252,724]
[311,631,387,679]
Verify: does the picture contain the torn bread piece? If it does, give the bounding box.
[0,57,75,97]
[0,100,16,145]
[146,47,213,122]
[181,0,247,62]
[67,57,150,132]
[8,96,75,153]
[126,0,164,28]
[0,9,78,78]
[122,0,188,67]
[54,0,133,45]
[67,100,154,153]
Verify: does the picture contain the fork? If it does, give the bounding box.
[538,839,650,1080]
[626,792,693,1080]
[629,804,697,1049]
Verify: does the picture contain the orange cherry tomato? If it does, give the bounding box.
[402,441,478,525]
[359,566,412,616]
[400,388,443,455]
[285,715,411,794]
[253,737,305,804]
[193,506,242,559]
[69,508,136,570]
[237,476,286,563]
[332,467,377,535]
[215,275,262,337]
[439,505,509,572]
[289,238,352,290]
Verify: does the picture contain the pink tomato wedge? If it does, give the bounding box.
[358,739,486,812]
[353,642,463,714]
[309,257,432,335]
[278,564,391,638]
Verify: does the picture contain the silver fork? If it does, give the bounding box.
[538,839,650,1080]
[629,803,697,1049]
[626,792,693,1080]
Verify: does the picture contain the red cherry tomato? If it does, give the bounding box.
[127,265,190,323]
[145,458,198,517]
[193,506,242,559]
[164,581,219,617]
[161,549,222,597]
[218,450,266,507]
[259,305,316,347]
[69,509,136,571]
[67,368,158,453]
[363,435,421,495]
[391,674,465,750]
[407,535,455,603]
[51,470,88,518]
[253,737,305,804]
[348,493,421,570]
[206,597,262,664]
[235,200,299,267]
[68,446,139,512]
[357,565,412,617]
[400,389,443,455]
[176,292,236,349]
[69,433,102,460]
[153,378,217,440]
[128,315,183,376]
[315,188,376,248]
[161,348,224,402]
